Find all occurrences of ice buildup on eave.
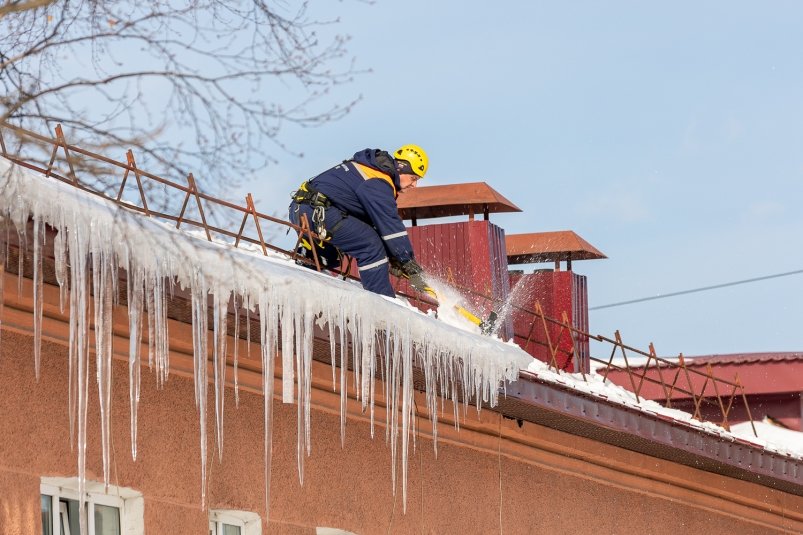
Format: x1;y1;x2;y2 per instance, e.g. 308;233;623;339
0;157;533;518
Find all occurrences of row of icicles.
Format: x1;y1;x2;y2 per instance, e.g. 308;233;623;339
2;214;511;534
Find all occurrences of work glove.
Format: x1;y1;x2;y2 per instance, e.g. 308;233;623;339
394;258;430;293
388;257;405;279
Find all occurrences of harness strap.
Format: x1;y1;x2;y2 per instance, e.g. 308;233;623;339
292;180;332;208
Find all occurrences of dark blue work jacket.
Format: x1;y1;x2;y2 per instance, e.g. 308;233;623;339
308;149;415;263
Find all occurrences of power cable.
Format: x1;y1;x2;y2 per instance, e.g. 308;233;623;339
590;268;803;311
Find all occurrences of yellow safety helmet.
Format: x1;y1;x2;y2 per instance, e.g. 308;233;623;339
394;144;428;178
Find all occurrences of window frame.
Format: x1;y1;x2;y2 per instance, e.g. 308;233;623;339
208;509;261;535
40;478;143;535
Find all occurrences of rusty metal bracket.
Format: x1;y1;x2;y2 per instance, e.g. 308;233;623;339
125;150;150;217
49;125;79;185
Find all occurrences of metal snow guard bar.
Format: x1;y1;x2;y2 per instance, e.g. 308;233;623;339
0;123;758;436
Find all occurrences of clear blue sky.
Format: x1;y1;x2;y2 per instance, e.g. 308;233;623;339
243;1;803;358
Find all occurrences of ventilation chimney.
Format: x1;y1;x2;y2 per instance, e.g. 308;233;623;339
506;231;606;373
396;183;605;374
396;182;520;334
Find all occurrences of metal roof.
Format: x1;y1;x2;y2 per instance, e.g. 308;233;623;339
501;370;802;497
397;182;521;221
506;230;607;265
602;352;803;398
682;352;803;366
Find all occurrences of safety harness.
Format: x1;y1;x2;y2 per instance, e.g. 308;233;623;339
291;180;343;242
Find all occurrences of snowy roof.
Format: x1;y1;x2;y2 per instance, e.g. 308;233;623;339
731;420;803;458
0;155;532;509
602;352;803;397
1;153;801;506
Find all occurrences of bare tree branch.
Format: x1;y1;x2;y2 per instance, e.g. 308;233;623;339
0;0;56;18
1;0;363;207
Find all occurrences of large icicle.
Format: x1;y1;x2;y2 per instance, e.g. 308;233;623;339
127;264;145;461
92;249;115;490
259;289;278;522
233;296;241;408
66;212;91;535
32;218;43;380
53;224;68;312
190;270;209;508
213;290;228;461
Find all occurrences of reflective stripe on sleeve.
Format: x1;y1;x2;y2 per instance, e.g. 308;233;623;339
358;257;389;271
382;231;408;241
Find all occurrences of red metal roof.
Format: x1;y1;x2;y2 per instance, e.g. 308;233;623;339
397;182;521;220
602;352;803;398
682;352;803;366
506;231;607;264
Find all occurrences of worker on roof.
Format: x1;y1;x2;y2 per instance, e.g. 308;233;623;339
289;145;429;297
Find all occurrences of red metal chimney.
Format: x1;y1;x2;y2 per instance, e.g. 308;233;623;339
396;183;520;328
396;184;605;374
506;231;606;373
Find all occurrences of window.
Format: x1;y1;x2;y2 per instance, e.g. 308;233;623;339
208;510;261;535
40;477;143;535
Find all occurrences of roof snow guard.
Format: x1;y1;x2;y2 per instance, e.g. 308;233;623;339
397;182;521;222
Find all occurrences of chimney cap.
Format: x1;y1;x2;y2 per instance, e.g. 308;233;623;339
506;231;607;264
397;182;521;220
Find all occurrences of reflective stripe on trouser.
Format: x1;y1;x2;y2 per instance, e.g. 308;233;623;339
289;202;395;297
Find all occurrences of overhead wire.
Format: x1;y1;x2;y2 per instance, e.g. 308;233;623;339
589;268;803;311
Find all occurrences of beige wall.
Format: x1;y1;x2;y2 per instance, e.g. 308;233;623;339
1;280;802;534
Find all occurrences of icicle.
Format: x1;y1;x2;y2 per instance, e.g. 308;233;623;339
32;218;43;380
16;227;24;297
246;295;251;361
154;275;168;387
400;328;413;511
302;303;313;460
54;227;68;313
233;295;240;408
190;271;209;508
328;310;337;391
213;290;227;462
259;289;277;523
339;313;348;447
294;304;304;483
92;249;115;490
127;265;144;461
281;301;294;404
351;317;361;404
388;327;402;496
66;216;90;535
67;229;78;451
145;273;170;387
145;277;155;373
360;318;372;411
